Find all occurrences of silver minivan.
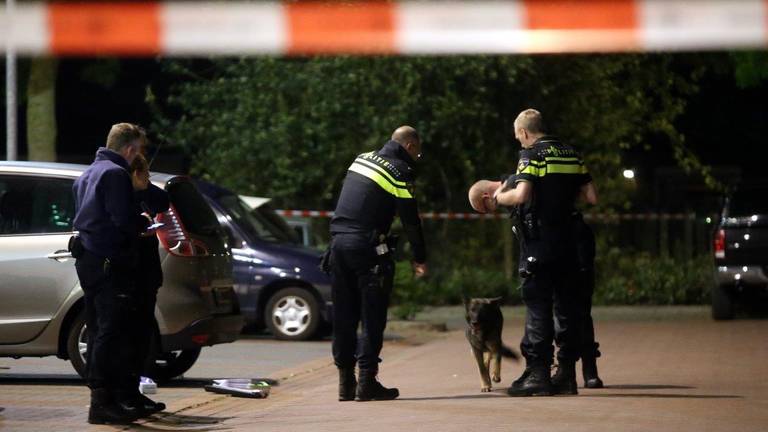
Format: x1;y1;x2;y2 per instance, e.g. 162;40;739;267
0;161;243;380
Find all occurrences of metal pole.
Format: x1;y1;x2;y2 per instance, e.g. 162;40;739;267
6;0;18;161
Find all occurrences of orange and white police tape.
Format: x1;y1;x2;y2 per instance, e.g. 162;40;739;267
2;1;768;56
275;210;700;221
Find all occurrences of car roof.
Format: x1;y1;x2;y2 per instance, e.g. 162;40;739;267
0;160;179;187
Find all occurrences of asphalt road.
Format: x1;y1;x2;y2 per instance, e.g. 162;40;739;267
0;331;332;382
1;306;767;432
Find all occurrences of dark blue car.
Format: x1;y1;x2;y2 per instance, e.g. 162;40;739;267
196;181;332;340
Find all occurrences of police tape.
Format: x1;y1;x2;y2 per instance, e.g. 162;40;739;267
275;210;701;221
2;1;768;56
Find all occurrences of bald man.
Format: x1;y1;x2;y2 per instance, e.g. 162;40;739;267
329;126;428;402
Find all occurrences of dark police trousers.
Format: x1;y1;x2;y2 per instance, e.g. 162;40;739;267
330;233;395;371
519;230;582;368
120;285;159;390
556;220;600;360
75;250;136;391
120;238;163;391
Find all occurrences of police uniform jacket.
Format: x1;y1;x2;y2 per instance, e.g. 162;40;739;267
511;136;592;227
330;140;426;263
73;147;139;260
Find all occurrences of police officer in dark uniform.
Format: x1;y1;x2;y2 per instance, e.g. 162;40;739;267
328;125;428;402
72;123;147;424
555;212;603;388
494;109;597;397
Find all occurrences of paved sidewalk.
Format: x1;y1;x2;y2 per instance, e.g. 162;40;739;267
2;310;767;431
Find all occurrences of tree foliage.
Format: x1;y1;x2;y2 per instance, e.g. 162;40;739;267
151;54;702;212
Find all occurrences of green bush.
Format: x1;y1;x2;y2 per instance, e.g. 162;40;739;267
389;247;712;315
391;261;522;319
594;250;712;305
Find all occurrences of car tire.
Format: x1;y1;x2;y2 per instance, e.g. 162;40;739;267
712;283;735;320
265;287;320;341
66;310;201;382
146;348;202;383
66;311;88;378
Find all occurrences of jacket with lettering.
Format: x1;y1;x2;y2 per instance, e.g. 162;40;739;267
512;136;592;225
330;140;426;263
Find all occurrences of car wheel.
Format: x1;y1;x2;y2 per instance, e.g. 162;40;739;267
146;348;202;383
712;283;735;320
66;311;88;378
265;287;320;341
66;311;201;382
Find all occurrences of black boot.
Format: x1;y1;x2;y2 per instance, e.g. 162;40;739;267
338;368;357;402
551;362;578;395
114;389;145;418
507;366;553;397
511;367;531;387
88;388;140;425
582;357;604;389
355;369;399;401
134;392;166;415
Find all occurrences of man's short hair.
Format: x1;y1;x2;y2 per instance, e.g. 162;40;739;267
468;180;500;213
391;125;420;145
514;109;546;134
106;123;146;153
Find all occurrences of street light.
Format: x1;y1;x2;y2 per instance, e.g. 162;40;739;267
622;169;635;179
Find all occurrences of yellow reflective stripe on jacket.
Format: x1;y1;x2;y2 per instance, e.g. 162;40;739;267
517;164;544;176
545;156;588;175
517;158;588;177
349;162;413;199
354;157;408;187
546;163;588;175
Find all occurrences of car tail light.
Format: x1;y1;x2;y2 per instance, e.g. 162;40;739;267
714;229;725;259
156;205;210;257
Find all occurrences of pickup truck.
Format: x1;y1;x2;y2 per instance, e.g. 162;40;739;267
713;185;768;319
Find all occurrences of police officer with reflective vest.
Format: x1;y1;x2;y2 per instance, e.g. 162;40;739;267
494;109;598;397
328;126;428;402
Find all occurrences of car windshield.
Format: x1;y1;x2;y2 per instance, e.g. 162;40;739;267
219;195;298;243
728;187;768;217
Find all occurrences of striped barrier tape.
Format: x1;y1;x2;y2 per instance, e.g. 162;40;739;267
2;1;768;56
275;209;702;221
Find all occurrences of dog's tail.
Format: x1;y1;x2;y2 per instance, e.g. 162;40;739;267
501;344;520;361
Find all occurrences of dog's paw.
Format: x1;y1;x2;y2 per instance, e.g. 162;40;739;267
481;386;492;392
492;374;501;383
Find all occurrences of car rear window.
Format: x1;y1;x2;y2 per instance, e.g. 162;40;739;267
728;187;768;217
218;194;297;243
166;180;220;234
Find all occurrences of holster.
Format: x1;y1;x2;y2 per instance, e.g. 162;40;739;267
515;211;540;278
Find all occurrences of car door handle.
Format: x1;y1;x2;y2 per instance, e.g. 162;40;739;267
47;250;73;262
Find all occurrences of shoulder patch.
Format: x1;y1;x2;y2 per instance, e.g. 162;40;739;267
517;158;530;172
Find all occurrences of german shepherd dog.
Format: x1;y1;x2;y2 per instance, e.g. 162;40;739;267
464;297;519;392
